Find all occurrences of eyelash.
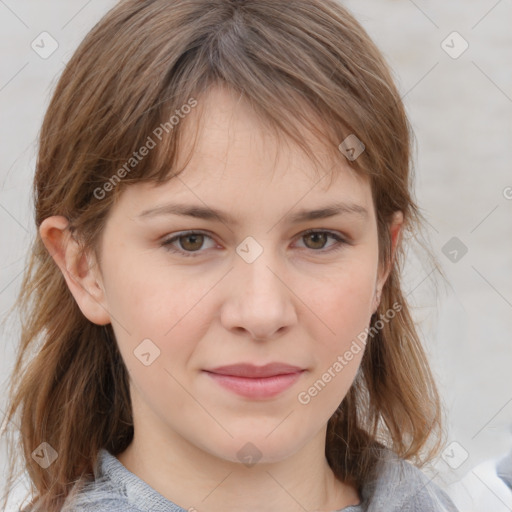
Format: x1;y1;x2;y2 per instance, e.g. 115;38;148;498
160;229;349;258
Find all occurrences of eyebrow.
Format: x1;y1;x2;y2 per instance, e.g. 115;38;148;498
137;201;368;225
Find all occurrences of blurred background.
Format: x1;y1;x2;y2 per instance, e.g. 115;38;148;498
1;0;511;510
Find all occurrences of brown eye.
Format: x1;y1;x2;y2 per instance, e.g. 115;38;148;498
161;231;215;257
161;229;348;259
177;233;204;252
303;232;329;250
296;230;348;254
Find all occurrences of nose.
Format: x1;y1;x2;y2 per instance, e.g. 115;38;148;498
220;249;297;341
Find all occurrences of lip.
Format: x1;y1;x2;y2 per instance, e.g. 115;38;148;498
203;363;306;399
206;362;304;378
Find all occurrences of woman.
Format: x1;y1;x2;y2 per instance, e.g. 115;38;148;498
2;1;458;510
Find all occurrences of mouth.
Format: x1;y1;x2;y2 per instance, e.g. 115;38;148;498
202;363;306;399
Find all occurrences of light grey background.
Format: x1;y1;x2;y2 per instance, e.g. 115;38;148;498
1;1;511;510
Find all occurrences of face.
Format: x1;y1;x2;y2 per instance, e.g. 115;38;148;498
52;86;401;465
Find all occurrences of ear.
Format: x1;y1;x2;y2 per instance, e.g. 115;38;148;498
372;211;404;314
39;216;111;325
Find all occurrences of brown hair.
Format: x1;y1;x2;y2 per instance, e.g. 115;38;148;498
1;0;447;510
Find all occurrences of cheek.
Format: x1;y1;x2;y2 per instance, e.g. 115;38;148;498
102;248;209;334
100;257;207;386
295;268;375;416
303;261;377;345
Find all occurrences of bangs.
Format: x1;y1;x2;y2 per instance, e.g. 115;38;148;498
107;78;369;208
85;0;395;207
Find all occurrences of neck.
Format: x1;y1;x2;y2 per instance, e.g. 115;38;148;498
117;424;360;512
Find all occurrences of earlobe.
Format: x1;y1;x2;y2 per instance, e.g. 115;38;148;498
39;216;111;325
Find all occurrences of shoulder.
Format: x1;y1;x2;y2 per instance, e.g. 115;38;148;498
57;449;141;512
59;476;140;512
59;448;186;512
360;448;459;512
20;482;139;512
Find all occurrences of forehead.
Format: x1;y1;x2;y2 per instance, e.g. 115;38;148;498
180;86;346;177
116;85;374;219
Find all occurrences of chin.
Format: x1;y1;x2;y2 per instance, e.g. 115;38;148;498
208;432;307;466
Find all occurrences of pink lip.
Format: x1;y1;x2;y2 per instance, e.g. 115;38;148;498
203;363;306;399
207;362;304;378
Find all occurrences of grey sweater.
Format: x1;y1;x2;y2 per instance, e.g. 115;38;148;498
53;448;459;512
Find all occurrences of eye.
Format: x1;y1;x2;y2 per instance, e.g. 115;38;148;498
160;229;349;258
161;231;216;257
295;229;348;253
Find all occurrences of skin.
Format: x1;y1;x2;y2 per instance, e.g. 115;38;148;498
40;86;402;512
